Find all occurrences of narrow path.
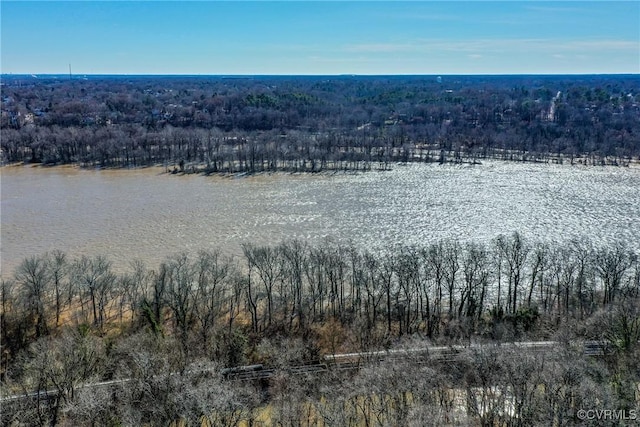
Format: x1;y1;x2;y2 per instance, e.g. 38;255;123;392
0;340;611;403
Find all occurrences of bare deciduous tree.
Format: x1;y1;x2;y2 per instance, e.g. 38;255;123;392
71;255;116;330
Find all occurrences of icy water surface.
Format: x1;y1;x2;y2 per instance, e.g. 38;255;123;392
2;161;639;274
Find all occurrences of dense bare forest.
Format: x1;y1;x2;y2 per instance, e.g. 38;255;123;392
2;75;639;171
1;234;639;426
2;74;639;425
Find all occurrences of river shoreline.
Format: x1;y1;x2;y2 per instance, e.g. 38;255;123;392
2;150;639;176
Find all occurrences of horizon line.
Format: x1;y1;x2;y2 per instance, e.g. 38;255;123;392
2;72;639;77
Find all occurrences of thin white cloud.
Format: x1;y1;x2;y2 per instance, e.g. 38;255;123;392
557;40;639;50
308;56;386;64
343;38;640;54
523;5;590;14
343;43;416;53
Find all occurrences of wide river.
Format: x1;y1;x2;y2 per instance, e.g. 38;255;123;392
2;161;639;275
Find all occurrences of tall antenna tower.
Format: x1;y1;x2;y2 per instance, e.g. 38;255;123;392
69;64;72;80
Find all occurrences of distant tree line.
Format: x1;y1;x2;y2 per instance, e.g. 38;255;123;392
2;75;639;170
1;234;639;425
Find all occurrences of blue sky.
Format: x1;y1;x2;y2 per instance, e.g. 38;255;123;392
1;1;638;75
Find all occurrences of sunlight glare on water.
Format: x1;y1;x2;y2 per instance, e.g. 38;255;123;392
1;161;639;275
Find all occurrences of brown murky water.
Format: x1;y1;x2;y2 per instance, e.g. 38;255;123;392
2;162;639;276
